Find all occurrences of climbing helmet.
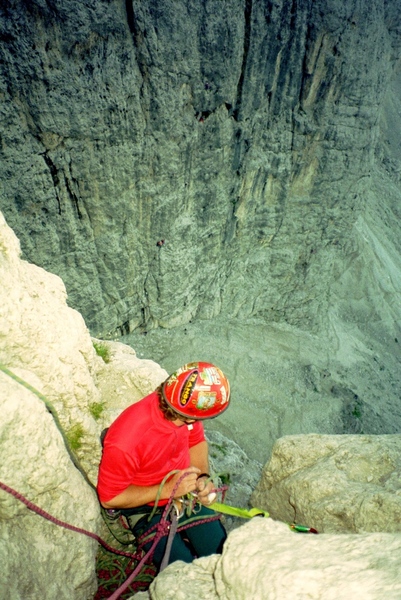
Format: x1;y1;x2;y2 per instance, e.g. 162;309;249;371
161;361;230;420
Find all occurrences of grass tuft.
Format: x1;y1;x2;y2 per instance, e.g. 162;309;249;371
93;341;112;364
90;401;105;420
66;423;85;451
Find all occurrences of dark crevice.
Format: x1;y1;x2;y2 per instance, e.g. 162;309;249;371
42;153;59;187
195;109;212;122
125;0;135;37
65;176;82;220
119;320;131;336
125;1;147;85
42;153;62;215
233;0;252;122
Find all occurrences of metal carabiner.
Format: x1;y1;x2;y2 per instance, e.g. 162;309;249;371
172;498;186;519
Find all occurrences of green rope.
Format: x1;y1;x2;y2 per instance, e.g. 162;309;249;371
0;362;96;490
209;502;269;519
147;470;180;522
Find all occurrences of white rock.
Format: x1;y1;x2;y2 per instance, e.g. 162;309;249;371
0;370;100;599
0;212;168;599
144;519;401;600
251;434;401;533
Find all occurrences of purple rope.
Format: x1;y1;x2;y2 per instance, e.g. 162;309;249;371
0;474;226;600
0;480;141;560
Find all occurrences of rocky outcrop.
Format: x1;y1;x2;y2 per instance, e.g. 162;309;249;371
131;518;401;600
91;338;168;429
0;211;102;598
0;211;167;598
0;370;100;600
0;0;400;342
251;434;401;534
0;210;102;481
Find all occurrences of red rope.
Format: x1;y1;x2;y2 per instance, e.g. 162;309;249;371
0;474;225;600
0;480;141;560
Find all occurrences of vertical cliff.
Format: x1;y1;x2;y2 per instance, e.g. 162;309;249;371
0;0;400;339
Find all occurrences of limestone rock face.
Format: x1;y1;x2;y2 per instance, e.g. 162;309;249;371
132;519;401;600
0;0;399;342
92;338;168;428
0;370;100;600
0;211;169;599
251;434;401;534
0;211;103;480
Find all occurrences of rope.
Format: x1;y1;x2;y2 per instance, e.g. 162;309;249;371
0;363;96;490
0;479;141;560
209;501;269;519
0;472;223;599
106;470;219;599
159;510;179;572
209;500;318;534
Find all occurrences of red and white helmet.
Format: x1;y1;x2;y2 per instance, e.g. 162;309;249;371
161;362;230;420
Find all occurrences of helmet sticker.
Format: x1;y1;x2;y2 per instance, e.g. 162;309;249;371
220;385;228;404
179;371;198;407
166;372;178;386
195;392;217;411
200;367;221;385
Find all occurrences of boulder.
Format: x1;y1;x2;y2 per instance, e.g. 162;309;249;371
131;518;401;599
251;434;401;533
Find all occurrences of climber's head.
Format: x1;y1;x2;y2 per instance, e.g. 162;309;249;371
161;362;230;421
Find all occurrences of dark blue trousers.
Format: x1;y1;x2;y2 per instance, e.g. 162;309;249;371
129;505;227;568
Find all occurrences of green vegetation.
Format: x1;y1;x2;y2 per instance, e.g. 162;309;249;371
218;472;231;485
66;423;85;451
89;401;105;420
352;398;363;419
93;340;111;363
210;442;228;458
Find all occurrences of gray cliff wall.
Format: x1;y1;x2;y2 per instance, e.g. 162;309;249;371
0;0;400;338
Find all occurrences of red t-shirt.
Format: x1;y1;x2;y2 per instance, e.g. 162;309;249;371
97;391;206;504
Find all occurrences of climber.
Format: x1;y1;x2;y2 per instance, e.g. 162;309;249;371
97;361;230;569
